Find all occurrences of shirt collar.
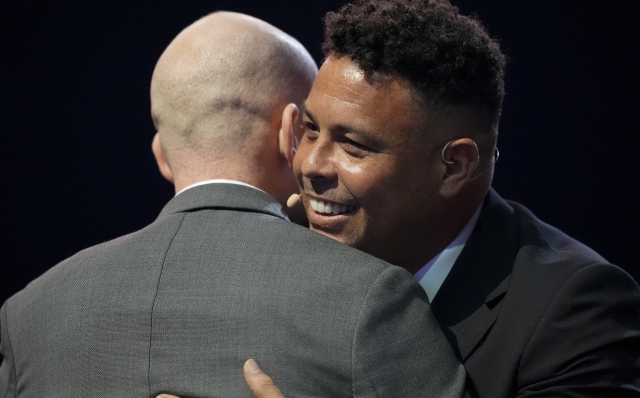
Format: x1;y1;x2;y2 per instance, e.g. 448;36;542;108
175;179;266;196
414;204;483;302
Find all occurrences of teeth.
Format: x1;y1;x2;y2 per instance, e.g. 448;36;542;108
308;198;355;215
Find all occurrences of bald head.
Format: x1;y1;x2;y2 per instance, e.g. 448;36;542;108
151;12;317;194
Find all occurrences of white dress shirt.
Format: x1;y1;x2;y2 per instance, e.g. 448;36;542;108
414;205;482;302
176;179;266;196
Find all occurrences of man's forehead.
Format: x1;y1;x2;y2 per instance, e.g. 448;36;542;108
313;57;393;94
336;59;367;84
307;57;424;127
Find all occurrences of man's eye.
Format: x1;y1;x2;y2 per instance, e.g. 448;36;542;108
342;138;370;158
303;121;318;131
302;122;319;140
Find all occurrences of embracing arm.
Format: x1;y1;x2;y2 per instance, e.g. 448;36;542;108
517;263;640;397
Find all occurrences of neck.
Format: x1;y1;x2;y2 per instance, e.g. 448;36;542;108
173;169;265;196
405;196;484;273
171;156;293;207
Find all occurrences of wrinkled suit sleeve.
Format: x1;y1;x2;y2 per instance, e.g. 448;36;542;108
352;266;466;398
0;302;17;398
518;263;640;397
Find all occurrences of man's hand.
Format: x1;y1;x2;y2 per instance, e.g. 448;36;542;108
243;359;285;398
285;193;308;227
154;359;285;398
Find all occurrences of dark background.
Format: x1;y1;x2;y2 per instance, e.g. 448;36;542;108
2;0;639;305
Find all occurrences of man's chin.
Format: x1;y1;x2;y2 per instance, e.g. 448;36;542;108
308;223;350;244
308;223;395;267
309;222;341;235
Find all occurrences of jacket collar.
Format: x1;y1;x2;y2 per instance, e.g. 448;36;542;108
156;183;288;221
430;188;518;361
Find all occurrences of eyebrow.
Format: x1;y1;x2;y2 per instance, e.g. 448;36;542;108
301;102;362;136
301;102;385;151
301;102;315;124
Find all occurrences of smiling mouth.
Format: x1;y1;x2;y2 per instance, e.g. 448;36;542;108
309;197;357;215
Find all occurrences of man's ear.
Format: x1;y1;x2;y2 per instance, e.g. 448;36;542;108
278;103;299;169
440;138;480;198
152;132;174;184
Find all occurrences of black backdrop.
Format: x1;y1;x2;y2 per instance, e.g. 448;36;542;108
2;0;639;306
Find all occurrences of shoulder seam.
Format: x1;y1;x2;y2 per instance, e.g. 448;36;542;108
351;266;394;397
147;212;188;396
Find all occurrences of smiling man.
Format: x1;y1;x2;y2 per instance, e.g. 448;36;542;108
0;11;466;398
244;0;640;397
297;55;488;276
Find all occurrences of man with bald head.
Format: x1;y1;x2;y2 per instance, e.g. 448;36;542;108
150;12;310;213
0;11;465;397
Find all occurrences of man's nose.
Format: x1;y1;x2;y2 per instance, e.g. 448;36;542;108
299;137;337;181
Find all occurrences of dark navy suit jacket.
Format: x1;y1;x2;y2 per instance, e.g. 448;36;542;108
433;189;640;397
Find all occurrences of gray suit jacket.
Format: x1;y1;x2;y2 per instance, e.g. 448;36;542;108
1;183;465;398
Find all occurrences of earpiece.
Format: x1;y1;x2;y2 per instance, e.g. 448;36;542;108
441;139;499;181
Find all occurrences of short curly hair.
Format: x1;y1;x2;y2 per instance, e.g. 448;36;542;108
323;0;506;135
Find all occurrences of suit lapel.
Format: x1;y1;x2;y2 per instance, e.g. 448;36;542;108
156;183;288;221
431;189;519;361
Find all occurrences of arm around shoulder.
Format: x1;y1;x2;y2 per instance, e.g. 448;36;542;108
352;266;466;398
